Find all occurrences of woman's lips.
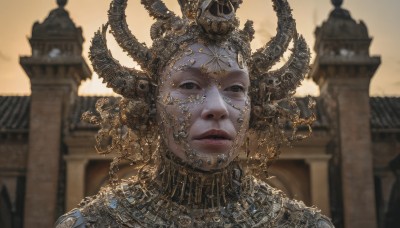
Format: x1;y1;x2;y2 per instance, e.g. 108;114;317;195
192;129;233;151
193;129;232;140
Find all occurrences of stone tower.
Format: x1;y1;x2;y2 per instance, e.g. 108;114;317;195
19;0;91;226
309;0;381;227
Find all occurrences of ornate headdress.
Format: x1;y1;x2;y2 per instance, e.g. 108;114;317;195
86;0;314;179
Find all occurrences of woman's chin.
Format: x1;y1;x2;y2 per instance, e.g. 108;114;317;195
167;141;237;171
189;150;235;171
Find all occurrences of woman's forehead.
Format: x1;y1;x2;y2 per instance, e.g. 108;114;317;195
169;67;249;85
162;43;248;80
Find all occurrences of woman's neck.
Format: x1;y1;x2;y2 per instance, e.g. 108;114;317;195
153;154;244;209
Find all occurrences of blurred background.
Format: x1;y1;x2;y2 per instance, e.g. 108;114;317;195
0;0;399;228
0;0;399;96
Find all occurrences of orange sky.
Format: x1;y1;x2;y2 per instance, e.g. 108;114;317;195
0;0;399;96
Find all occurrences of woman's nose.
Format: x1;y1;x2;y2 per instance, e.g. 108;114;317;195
201;86;229;120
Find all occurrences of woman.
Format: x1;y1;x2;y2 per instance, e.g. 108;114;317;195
56;0;333;227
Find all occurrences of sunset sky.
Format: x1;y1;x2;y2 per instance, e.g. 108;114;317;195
0;0;399;96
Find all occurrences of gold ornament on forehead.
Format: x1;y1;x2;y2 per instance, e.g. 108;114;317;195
195;46;234;74
237;51;244;69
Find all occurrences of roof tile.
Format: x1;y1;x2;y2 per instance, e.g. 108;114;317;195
0;96;30;131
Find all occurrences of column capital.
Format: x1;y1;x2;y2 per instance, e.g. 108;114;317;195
304;154;333;164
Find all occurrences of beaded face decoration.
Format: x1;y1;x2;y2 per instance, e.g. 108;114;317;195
85;0;314;179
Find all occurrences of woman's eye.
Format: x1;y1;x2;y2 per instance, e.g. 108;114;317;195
179;82;200;90
226;85;245;93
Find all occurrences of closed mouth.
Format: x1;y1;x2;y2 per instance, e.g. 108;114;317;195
193;130;232;141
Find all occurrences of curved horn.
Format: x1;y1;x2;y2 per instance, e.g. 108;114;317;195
261;35;311;101
141;0;176;19
89;24;151;99
108;0;153;70
251;0;296;75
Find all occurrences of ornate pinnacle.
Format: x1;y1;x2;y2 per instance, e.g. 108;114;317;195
331;0;343;8
57;0;68;8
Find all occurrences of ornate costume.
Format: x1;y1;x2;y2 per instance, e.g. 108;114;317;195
56;160;332;227
56;0;333;227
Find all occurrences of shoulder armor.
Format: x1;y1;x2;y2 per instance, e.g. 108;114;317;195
55;209;86;228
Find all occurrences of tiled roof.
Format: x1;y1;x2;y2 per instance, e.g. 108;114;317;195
370;97;400;130
1;96;399;132
0;96;30;132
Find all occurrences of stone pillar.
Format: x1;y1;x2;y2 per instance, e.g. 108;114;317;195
336;79;377;228
306;157;331;216
20;1;91;227
309;1;380;227
65;158;88;210
23;88;64;227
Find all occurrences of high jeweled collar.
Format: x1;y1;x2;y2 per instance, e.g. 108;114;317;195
153;155;244;209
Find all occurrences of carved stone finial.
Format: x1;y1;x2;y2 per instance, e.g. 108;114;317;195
57;0;67;8
331;0;343;8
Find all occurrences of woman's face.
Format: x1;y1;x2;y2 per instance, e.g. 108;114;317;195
157;43;250;171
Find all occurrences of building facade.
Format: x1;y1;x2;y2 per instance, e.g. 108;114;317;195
0;1;399;228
